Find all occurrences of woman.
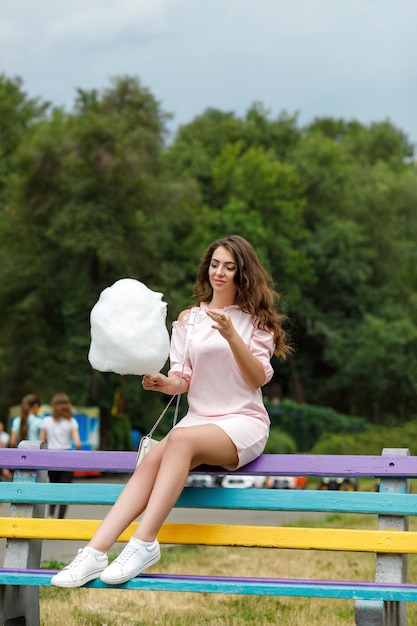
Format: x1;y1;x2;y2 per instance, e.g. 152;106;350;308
52;235;291;588
10;393;42;448
0;421;12;480
40;393;81;519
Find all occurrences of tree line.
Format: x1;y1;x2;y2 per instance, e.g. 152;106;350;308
1;73;416;448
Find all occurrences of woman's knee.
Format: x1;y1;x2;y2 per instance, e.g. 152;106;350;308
165;427;191;449
165;426;235;459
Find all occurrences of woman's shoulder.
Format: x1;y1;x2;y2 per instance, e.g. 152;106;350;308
11;416;21;429
175;305;203;324
178;308;190;323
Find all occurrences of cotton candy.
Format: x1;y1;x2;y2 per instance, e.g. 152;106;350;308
88;278;170;376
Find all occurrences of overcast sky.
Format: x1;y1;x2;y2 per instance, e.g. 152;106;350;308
1;0;416;148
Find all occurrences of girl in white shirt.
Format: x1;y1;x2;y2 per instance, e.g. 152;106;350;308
40;393;81;519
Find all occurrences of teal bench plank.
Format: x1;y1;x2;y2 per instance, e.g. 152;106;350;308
1;482;417;516
2;570;417;602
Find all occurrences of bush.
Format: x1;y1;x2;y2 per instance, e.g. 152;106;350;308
264;427;297;454
312;420;417;455
266;399;368;452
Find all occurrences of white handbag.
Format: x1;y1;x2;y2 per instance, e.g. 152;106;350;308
136;435;159;465
136;307;198;466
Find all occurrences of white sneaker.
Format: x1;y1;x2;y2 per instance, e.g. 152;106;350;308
51;547;108;588
100;539;160;585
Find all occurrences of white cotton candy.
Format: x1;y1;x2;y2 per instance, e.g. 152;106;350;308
88;278;170;376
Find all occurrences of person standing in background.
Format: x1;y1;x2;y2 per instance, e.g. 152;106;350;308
40;392;81;519
0;421;12;480
0;421;10;448
10;393;42;447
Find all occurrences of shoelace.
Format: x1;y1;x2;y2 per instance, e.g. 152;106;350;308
64;548;89;570
115;542;145;565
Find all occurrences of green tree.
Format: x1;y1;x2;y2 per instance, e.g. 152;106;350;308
0;76;190;442
167;107;417;422
2;73;417;434
0;74;49;205
288;120;417;417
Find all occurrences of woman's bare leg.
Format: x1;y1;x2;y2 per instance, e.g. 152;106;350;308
87;425;237;551
88;440;167;552
133;425;238;542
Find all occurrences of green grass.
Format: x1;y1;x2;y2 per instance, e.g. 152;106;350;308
6;457;413;623
39;514;417;625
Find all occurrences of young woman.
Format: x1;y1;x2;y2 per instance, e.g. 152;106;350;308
52;235;291;588
0;421;12;480
10;393;42;448
40;393;81;519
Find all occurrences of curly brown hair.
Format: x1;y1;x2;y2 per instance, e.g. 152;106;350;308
193;235;292;359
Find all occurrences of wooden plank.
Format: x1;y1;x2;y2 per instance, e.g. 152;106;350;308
0;449;134;473
2;518;417;553
1;570;417;601
178;489;417;515
1;483;417;516
0;482;125;505
2;449;417;477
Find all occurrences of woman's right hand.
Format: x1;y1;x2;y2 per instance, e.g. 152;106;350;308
142;373;189;395
142;373;168;391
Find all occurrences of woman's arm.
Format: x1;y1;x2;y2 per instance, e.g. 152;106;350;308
71;426;82;451
142;373;189;395
206;309;266;389
143;308;192;396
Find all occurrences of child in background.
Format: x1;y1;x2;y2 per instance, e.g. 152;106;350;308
40;392;81;519
10;393;42;447
0;421;10;448
0;421;12;480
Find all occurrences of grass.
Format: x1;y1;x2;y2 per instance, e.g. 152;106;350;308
39;512;417;626
40;548;368;626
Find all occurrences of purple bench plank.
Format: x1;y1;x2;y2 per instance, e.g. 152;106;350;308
1;568;417;601
240;453;417;477
0;569;414;588
0;449;134;473
1;449;416;477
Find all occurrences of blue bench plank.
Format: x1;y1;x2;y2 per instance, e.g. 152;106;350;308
1;449;417;477
1;482;417;516
179;488;416;515
1;569;417;601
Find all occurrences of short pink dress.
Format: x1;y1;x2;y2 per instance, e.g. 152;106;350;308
168;303;275;469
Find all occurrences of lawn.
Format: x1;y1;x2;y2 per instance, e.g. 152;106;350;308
40;512;417;625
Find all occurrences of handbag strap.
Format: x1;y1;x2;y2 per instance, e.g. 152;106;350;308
146;306;198;437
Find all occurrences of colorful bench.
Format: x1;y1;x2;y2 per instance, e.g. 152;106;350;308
0;442;416;626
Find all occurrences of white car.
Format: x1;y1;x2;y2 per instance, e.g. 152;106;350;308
221;475;266;488
186;474;214;488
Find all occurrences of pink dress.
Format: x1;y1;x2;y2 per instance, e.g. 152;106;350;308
168;303;275;469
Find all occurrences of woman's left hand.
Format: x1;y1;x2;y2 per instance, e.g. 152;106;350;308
206;309;236;341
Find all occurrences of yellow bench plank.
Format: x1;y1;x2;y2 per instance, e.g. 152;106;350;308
1;517;417;553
